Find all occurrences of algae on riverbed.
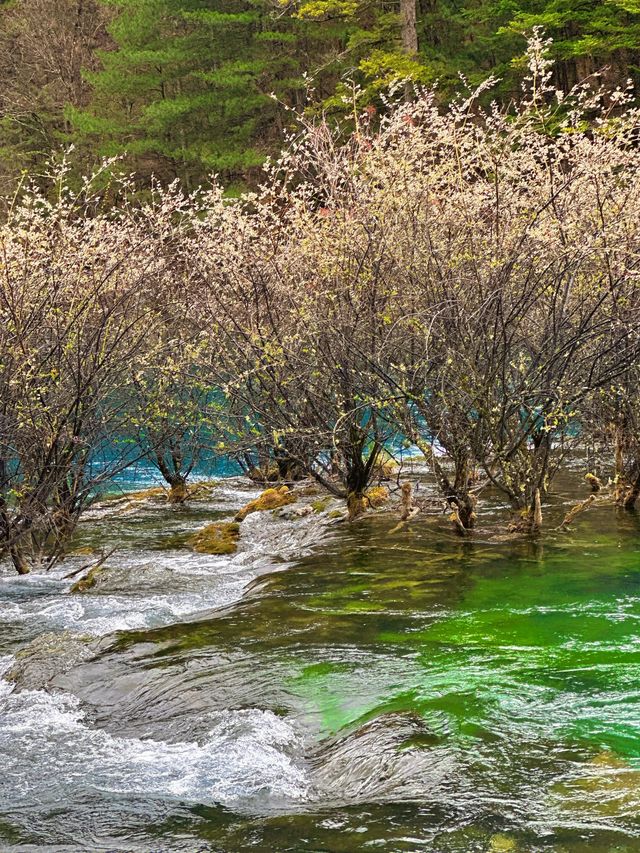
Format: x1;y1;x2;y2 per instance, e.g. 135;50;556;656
1;475;640;852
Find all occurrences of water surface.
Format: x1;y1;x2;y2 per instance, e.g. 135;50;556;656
0;476;639;851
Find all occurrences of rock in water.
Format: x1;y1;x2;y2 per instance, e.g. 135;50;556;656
189;521;241;554
5;631;100;692
234;486;296;522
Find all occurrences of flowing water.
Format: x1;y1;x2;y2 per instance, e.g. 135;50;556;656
0;471;639;852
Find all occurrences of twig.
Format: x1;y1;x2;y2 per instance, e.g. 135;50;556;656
62;547;117;580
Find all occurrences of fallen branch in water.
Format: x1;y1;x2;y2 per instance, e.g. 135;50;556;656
62;547;117;580
557;495;596;531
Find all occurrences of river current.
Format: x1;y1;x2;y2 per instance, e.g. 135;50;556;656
0;470;639;851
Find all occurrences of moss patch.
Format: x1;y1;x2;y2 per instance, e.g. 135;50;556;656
100;480;219;506
235;486;296;522
120;486;167;502
365;486;390;508
311;497;332;513
71;564;106;593
189;521;241;554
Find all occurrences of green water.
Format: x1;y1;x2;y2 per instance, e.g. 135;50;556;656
1;482;639;851
106;502;639;850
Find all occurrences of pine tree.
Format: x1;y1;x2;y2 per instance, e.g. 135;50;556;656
499;0;640;94
72;0;331;188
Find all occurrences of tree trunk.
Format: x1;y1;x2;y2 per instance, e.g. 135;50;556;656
347;491;368;521
623;470;640;510
400;0;418;55
400;0;418;100
168;475;188;504
456;492;477;530
10;546;30;575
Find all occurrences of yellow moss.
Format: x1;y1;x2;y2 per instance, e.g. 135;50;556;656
311;497;331;513
189;522;241;554
186;480;219;499
123;487;167;502
489;835;517;852
585;472;602;492
235;486;296;522
365;486;390;508
70;565;105;593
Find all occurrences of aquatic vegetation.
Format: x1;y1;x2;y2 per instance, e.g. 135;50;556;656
311;497;332;513
189;522;241;555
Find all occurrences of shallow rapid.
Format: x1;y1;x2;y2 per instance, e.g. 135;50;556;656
1;473;639;851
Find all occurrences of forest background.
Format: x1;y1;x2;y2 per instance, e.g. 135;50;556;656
0;0;639;196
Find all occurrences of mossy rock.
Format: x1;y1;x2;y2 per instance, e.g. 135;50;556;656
6;631;95;691
71;564;107;593
365;486;390;508
311;497;332;513
123;486;168;502
189;521;241;554
186;480;219;500
489;835;517;852
189;521;240;554
235;486;296;522
328;509;346;520
99;481;218;507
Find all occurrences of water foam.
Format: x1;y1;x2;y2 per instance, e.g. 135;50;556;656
0;685;309;811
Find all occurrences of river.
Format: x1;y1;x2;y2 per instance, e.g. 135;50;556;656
1;470;639;851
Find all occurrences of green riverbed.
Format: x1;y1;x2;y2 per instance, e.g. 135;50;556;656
0;477;639;851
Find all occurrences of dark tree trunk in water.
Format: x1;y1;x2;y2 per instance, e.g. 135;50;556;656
10;546;30;575
510;488;543;534
347;491;368;521
344;439;381;521
623;469;640;510
167;475;188;504
156;452;189;503
456;493;477;530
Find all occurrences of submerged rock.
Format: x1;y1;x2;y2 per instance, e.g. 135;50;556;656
275;505;313;521
234;486;296;522
189;521;241;555
5;631;99;692
308;712;448;804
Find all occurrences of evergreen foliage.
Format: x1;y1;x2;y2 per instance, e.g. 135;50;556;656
0;0;639;190
70;0;333;187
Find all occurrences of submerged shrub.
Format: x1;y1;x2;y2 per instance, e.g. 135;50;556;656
3;33;640;574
